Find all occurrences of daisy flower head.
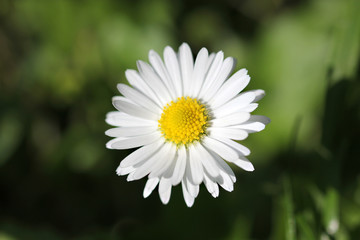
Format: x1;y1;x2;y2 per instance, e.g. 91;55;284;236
106;43;270;207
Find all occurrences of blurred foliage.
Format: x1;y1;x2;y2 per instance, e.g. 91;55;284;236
0;0;360;239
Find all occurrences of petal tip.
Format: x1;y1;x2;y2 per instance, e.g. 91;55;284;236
180;42;190;48
185;199;194;208
143;191;151;199
246;165;255;172
106;141;113;149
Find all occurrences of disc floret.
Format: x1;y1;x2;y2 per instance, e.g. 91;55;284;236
158;97;209;145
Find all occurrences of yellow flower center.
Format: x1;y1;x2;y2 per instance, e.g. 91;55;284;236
158;97;209;145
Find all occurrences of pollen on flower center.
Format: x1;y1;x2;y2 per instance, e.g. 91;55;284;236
158;97;209;145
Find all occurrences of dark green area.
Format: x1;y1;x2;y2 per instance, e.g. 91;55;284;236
0;0;359;239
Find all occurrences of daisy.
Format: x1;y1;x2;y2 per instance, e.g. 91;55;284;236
106;43;270;207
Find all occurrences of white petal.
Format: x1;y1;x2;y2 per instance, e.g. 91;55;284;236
212;183;219;197
205;137;253;172
212;92;256;118
185;177;200;198
203;174;214;193
202;57;235;102
196;143;220;178
188;145;204;185
209;68;249;108
247;89;265;102
209;151;236;182
112;96;158;120
171;146;187;185
232;121;265;133
106;137;126;149
179;43;194;96
205;53;215;71
125;70;163;107
119;139;163;168
162;154;177;179
143;178;159;198
148;50;176;99
137;60;171;105
159;178;172;205
232;115;270;133
181;180;195;207
198;51;224;99
126;172;136;181
204;137;253;172
233;157;255;172
202;137;238;162
204;174;219;198
239;103;258;112
211;112;250;127
109;131;161;150
105;126;157;137
249;115;271;125
164;46;182;97
218;171;234;192
208;127;249;140
117;83;162;114
116;165;135;176
105;112;156;127
209;135;250;156
190;48;208;98
149;144;177;178
159;177;172;194
131;143;172;180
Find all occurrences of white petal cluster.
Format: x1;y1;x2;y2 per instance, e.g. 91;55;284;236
106;43;270;207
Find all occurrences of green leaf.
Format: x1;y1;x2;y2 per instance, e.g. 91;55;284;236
226;215;252;240
296;211;317;240
271;177;296;240
283;177;296;240
323;188;339;236
0;112;23;166
329;0;360;82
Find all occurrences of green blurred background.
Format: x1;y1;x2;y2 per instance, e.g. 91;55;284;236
0;0;360;239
